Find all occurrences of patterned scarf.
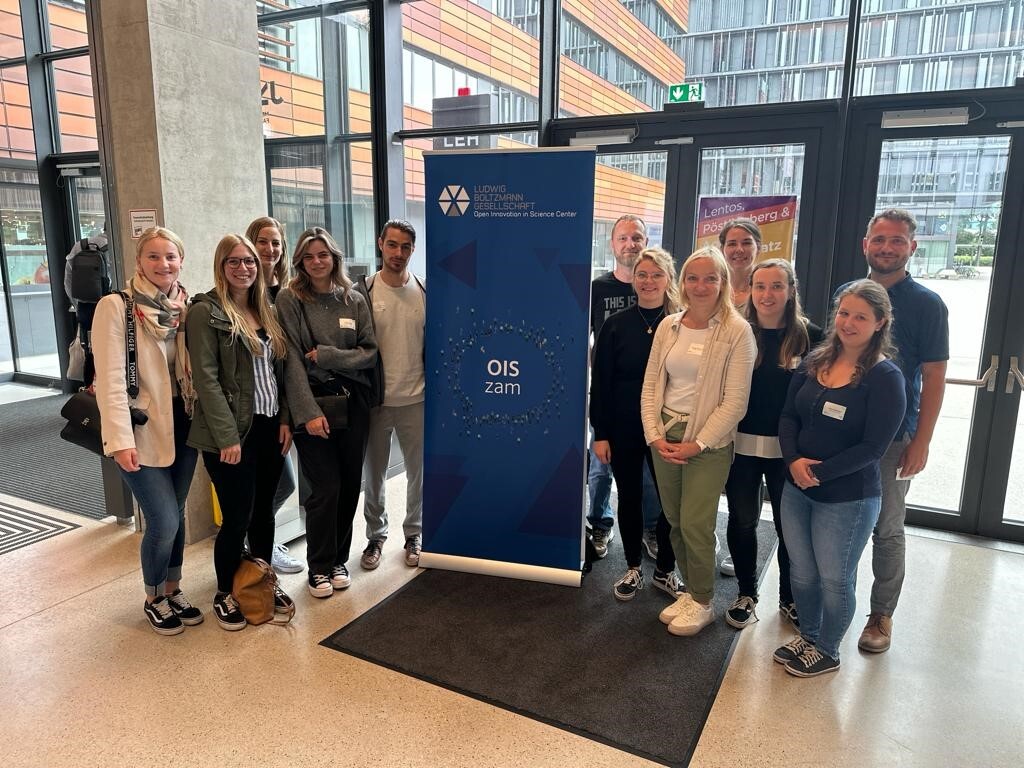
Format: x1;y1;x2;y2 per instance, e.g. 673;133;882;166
128;272;197;415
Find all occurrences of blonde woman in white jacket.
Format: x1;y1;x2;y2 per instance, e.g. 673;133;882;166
93;227;200;636
641;246;756;637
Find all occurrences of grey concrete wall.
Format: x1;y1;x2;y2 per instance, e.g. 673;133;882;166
93;0;267;543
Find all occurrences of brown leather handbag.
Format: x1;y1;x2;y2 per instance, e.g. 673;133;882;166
232;554;294;625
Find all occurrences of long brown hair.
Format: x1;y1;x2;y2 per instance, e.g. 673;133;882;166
288;227;353;304
245;216;289;288
746;258;811;368
212;234;288;359
805;279;895;386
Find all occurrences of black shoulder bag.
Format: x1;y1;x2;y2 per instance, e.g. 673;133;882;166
60;292;149;456
298;300;349;430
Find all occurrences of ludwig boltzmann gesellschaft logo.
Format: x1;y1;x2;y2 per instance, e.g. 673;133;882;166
438;184;471;216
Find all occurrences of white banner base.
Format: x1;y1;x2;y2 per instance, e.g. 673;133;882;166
419;551;582;588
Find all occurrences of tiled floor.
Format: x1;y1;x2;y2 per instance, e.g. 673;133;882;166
1;381;1021;767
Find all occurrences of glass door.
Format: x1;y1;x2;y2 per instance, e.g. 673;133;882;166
868;133;1024;543
658;121;833;321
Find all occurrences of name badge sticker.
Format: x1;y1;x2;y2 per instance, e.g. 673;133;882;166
373;302;386;313
339;318;356;330
687;343;704;356
822;401;847;420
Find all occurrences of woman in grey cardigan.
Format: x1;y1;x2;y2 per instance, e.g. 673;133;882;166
276;227;378;599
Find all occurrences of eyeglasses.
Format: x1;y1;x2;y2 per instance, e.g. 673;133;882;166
635;271;667;281
226;257;257;269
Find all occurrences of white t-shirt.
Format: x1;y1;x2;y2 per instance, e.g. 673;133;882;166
663;325;710;414
370;273;425;406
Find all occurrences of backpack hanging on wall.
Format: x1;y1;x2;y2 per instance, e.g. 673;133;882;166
69;238;112;304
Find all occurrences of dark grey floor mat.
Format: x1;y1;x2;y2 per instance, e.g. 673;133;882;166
0;395;109;520
323;518;778;767
0;498;79;556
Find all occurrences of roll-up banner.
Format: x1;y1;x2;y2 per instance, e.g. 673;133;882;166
420;147;596;587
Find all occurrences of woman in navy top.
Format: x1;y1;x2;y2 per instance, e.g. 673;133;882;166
775;279;906;678
723;259;822;630
590;248;682;602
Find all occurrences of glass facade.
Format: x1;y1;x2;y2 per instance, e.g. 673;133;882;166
403;0;540;129
258;6;375;280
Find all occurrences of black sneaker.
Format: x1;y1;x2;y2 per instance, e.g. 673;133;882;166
779;600;800;627
613;567;644;601
773;635;813;665
785;646;841;678
330;564;351;590
308;572;333;598
143;596;184;636
166;589;204;626
273;585;294;614
651;569;685;598
213;592;247;631
725;595;759;629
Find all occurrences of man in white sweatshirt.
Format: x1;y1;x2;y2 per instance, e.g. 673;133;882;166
357;220;427;569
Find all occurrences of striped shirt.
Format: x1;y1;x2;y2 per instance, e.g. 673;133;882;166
252;331;278;417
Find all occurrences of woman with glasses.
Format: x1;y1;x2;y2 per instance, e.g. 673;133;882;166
186;234;293;630
722;259;822;631
774;280;905;677
590;248;682;602
276;227;377;599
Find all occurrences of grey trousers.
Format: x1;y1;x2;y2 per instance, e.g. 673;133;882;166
362;401;424;542
871;435;912;616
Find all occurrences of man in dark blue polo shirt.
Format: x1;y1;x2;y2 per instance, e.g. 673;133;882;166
857;209;949;653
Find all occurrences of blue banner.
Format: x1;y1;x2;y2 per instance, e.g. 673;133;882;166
421;148;595;584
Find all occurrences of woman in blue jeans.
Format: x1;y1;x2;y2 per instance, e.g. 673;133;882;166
775;279;906;676
93;227;200;636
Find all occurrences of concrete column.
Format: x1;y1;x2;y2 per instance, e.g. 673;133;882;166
90;0;267;543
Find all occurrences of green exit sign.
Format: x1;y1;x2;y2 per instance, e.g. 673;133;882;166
667;83;704;104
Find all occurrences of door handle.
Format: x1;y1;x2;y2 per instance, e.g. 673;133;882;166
947;354;998;392
1006;356;1024;394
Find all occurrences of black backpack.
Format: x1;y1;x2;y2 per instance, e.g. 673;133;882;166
69;238;112;304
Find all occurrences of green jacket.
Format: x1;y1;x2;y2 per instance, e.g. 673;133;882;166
185;291;289;453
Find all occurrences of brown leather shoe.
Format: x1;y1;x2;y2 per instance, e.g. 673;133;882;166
858;612;893;653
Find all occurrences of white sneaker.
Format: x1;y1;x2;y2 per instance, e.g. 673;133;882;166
271;543;303;574
719;555;736;577
660;593;694;625
668;599;715;636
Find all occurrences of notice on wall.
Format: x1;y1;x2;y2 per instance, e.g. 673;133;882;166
128;209;158;239
421;148;596;586
695;195;797;262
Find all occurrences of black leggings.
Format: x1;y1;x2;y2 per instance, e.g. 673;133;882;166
293;387;371;574
205;414;286;594
608;433;676;573
723;452;792;603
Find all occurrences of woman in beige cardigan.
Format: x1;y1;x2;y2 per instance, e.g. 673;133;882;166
93;226;201;637
641;246;756;637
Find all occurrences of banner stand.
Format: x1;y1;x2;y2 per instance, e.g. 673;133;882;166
419;552;582;588
421;147;595;588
